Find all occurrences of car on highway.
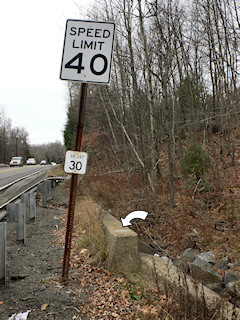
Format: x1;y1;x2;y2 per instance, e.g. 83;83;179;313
40;160;47;165
26;158;36;165
9;157;23;167
51;162;57;166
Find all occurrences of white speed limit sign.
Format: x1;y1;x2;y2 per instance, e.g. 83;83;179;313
60;19;115;84
64;151;88;174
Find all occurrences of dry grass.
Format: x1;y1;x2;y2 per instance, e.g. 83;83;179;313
46;163;66;177
75;196;106;265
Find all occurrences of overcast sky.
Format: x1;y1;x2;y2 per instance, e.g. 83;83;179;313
0;0;93;145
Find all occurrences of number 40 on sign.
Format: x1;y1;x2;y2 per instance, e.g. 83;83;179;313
64;150;88;174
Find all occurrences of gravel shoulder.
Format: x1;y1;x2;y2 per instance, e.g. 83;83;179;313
0;183;88;320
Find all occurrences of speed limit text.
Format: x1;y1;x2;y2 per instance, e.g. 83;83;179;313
70;27;111;38
70;28;111;51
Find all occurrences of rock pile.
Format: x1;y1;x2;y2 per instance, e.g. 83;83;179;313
174;249;240;306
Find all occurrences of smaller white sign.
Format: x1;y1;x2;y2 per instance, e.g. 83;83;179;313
64;151;88;174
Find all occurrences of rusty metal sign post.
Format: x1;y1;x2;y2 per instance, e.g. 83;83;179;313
62;83;88;284
60;19;115;284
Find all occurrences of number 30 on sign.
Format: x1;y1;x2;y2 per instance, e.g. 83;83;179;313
64;151;88;174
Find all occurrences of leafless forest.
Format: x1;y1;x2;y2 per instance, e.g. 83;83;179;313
64;0;240;210
0;107;30;162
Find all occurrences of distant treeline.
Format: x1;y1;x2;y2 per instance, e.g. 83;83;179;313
30;142;65;164
0;107;65;164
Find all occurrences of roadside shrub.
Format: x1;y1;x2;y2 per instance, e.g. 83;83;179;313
180;141;211;182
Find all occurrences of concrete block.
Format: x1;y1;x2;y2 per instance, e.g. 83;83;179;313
101;212;140;274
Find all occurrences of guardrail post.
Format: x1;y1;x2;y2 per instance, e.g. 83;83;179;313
42;180;51;208
16;202;26;243
21;193;29;220
51;179;56;188
38;182;43;193
6;203;17;222
47;180;51;200
29;192;36;221
0;222;7;284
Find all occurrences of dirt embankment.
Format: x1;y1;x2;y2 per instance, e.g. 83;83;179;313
0;184;88;320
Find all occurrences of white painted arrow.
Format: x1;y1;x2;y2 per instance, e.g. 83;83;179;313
121;210;149;227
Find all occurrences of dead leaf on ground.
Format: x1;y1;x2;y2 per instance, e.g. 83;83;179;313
79;248;88;254
41;303;48;311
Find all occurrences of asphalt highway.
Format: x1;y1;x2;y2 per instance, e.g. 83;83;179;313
0;165;52;190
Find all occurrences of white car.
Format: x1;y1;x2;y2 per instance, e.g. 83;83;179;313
26;158;36;165
40;160;47;165
9;157;23;167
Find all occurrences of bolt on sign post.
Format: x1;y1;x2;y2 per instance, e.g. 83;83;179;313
60;19;115;284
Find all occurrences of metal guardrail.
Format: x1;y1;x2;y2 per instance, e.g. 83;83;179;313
0;175;65;283
0;168;47;191
0;175;65;211
0;182;41;210
0;171;47;210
